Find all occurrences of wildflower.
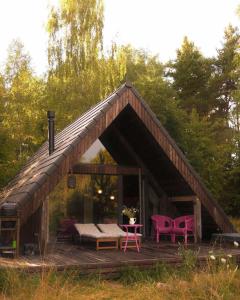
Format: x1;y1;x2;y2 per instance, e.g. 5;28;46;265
210;255;216;260
156;282;169;289
221;258;227;264
233;241;239;247
233;266;238;273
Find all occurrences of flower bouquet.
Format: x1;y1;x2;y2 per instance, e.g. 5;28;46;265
122;206;139;224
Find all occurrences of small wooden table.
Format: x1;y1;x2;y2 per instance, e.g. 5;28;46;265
120;224;143;252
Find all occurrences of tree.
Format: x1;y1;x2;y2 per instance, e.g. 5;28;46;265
165;33;240;214
205;25;240;214
4;40;46;155
0;40;46;188
212;25;240;119
0;74;4;102
0;73;12;187
222;15;240;214
182;110;232;198
97;42;127;97
167;37;213;116
47;0;106;129
116;45;187;146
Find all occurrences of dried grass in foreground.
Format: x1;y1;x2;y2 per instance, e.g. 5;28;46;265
0;259;239;300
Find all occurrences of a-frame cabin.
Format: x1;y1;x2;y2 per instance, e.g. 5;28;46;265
0;82;235;256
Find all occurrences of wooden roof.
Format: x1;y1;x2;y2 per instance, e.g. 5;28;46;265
0;83;235;232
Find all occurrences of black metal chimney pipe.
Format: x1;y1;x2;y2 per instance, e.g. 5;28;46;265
47;111;55;155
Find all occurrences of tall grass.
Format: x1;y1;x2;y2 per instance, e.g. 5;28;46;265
0;257;239;300
0;268;107;300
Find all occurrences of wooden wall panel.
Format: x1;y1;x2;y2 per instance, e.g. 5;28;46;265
72;163;140;176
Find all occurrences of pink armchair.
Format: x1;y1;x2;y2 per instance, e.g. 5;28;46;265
172;215;194;244
151;215;174;243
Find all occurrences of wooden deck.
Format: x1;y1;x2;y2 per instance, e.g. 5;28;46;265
1;241;240;275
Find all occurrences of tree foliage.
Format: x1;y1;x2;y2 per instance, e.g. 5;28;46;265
212;25;240;119
116;45;187;144
0;40;45;187
47;0;105;128
0;1;239;217
167;37;214;116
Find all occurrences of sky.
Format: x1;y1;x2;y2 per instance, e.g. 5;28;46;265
0;0;239;76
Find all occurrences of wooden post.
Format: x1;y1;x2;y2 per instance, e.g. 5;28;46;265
138;169;146;237
138;169;144;235
16;217;20;257
46;197;49;244
143;178;151;237
63;176;68;217
117;175;123;224
40;203;45;255
142;176;147;237
40;198;49;255
194;197;202;243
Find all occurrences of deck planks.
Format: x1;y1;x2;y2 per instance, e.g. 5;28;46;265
0;241;240;274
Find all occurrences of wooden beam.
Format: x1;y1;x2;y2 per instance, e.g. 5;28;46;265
169;195;197;202
143;177;149;237
142;176;147;237
111;125;177;218
117;175;123;224
40;198;48;256
16;217;20;257
139;169;143;236
194;197;202;242
111;126;163;194
72;163;140;176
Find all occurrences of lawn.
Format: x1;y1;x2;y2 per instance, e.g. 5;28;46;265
0;253;240;300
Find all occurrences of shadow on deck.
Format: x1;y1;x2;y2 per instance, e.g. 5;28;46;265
1;241;240;275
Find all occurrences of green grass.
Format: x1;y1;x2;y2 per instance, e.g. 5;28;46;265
0;256;239;300
0;242;239;299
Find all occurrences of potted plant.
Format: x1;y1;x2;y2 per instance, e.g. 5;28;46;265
122;207;139;224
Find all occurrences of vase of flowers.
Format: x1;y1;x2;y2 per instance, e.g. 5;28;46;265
129;217;136;225
122;207;139;224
